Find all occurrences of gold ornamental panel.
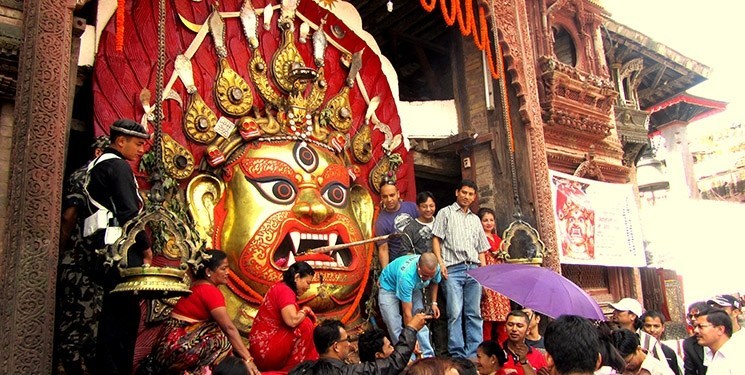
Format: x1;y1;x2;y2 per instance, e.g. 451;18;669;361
183;93;218;144
324;86;352;132
161;133;195;180
352;124;372;163
214;58;254;117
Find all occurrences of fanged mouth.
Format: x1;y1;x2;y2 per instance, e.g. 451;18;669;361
569;227;583;237
273;232;353;270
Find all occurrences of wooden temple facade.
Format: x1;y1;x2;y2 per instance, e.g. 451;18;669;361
0;0;717;372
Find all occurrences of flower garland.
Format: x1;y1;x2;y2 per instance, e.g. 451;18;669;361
116;0;126;52
420;0;500;79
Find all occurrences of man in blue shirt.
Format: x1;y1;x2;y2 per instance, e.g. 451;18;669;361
374;182;419;268
378;253;442;358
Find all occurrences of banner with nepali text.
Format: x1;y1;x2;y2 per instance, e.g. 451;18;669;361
549;170;646;267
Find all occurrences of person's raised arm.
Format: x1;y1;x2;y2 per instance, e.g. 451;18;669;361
210;306;260;375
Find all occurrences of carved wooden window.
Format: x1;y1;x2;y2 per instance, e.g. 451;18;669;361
553;26;577;67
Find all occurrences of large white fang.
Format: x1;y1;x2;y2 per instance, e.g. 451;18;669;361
328;233;338;246
288;251;296;266
290;232;301;252
335;251;344;266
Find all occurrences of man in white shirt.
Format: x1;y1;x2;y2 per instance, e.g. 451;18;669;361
706;295;742;339
694;308;741;375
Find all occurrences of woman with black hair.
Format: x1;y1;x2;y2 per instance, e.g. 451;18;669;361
595;321;626;375
475;340;507;375
612;329;674;375
148;249;259;374
478;207;511;342
249;261;319;372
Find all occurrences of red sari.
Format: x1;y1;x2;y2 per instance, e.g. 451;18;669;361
481;234;512;340
249;282;318;373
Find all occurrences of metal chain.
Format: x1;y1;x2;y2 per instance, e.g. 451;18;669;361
488;0;522;218
150;0;167;203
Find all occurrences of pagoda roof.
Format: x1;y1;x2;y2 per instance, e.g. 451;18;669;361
647;92;727;130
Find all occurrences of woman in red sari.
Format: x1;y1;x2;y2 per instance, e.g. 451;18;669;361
478;208;512;342
148;249;260;375
249;261;319;372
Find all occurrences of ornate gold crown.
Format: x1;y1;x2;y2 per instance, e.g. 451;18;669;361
167;4;367;170
155;1;404;193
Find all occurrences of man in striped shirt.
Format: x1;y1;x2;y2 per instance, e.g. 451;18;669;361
432;179;489;358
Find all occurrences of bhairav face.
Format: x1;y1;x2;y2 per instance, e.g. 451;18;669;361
565;207;591;246
216;141;371;317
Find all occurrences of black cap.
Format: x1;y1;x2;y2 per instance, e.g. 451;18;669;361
110;119;150;139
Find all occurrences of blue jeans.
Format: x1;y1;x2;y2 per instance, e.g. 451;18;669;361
378;287;435;357
441;262;483;358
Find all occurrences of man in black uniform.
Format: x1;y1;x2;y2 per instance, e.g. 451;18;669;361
55;136;110;374
86;119;152;375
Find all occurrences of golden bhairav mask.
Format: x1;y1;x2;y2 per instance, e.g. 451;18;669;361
189;141;373;325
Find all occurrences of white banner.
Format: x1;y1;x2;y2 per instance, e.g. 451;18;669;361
549;170;646;267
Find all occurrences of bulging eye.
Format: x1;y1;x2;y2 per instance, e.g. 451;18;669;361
321;183;348;207
250;178;297;204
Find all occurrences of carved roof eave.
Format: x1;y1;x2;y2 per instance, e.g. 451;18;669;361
546;150;630;183
602;19;710;78
601;18;710;109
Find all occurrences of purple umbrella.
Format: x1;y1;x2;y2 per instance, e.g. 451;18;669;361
467;263;605;320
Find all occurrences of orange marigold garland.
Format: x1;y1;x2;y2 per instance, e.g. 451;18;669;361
419;0;499;79
116;0;125;52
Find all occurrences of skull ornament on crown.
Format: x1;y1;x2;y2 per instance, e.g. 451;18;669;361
92;0;413;329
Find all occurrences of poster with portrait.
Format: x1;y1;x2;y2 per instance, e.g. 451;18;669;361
549;170;646;267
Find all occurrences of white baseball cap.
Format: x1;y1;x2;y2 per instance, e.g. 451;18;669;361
610;298;643;317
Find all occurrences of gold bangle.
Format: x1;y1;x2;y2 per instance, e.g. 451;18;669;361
245;357;254;363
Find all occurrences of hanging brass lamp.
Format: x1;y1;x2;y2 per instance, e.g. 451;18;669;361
105;0;202;298
106;206;201;297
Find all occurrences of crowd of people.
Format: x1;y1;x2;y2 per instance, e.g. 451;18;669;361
58;119;743;375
